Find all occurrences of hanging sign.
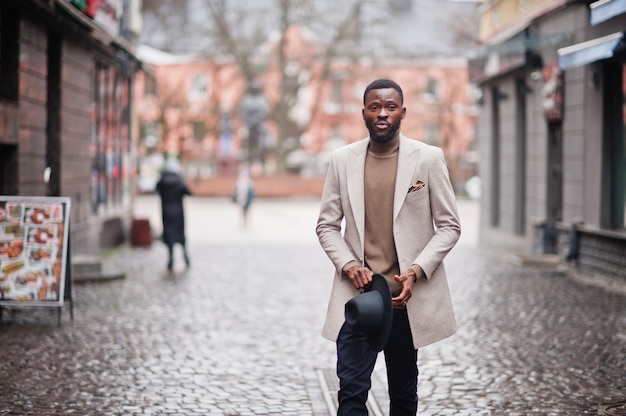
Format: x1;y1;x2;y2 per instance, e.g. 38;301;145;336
0;196;71;307
542;63;564;122
93;0;122;36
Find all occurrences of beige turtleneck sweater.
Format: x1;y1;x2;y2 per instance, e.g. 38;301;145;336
363;137;402;296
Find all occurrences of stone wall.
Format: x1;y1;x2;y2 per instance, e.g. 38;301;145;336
184;175;325;198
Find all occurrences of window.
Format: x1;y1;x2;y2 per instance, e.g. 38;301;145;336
330;126;342;139
143;73;157;96
192;121;207;142
91;64;131;213
141;122;160;148
331;78;343;105
323;77;345;115
188;74;208;100
423;123;439;146
423;78;439;101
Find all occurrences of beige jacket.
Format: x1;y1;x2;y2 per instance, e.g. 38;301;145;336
316;135;461;349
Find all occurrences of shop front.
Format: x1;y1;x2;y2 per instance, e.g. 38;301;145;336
0;0;141;254
473;0;626;280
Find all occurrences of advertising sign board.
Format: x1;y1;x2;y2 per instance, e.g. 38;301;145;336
0;196;71;308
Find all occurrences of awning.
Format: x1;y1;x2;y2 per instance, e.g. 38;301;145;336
475;32;571;56
557;32;624;69
590;0;626;26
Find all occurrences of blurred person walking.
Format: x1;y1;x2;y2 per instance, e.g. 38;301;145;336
316;79;461;415
156;157;192;270
233;167;255;228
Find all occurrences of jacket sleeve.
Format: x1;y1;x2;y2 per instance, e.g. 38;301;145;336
413;148;461;279
316;151;359;274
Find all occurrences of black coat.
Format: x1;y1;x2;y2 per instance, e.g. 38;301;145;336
156;172;191;246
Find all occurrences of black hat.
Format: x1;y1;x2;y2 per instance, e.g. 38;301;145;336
344;274;393;352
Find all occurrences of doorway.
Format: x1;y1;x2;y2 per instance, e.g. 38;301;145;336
0;144;18;195
545;121;563;253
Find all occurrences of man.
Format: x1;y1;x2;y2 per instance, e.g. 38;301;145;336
316;79;461;415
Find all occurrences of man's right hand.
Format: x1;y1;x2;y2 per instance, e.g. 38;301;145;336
345;266;373;290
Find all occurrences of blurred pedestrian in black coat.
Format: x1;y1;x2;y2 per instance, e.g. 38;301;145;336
156;158;191;270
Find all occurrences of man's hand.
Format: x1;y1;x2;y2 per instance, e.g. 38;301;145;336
392;267;422;307
345;266;373;290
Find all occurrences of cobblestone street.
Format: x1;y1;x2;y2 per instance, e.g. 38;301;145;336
0;196;624;415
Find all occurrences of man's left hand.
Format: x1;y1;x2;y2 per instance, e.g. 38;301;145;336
392;268;419;307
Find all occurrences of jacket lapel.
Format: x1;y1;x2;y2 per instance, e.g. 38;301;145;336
394;135;419;220
347;139;369;252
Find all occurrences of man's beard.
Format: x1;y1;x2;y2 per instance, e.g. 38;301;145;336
366;120;401;143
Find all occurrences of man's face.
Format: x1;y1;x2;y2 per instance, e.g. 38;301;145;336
362;88;406;143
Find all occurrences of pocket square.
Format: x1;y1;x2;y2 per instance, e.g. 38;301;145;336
408;180;425;193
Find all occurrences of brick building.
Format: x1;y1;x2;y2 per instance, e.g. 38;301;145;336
0;0;141;254
134;29;479;197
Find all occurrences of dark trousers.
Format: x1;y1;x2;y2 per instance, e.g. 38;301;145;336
166;243;190;269
336;308;418;416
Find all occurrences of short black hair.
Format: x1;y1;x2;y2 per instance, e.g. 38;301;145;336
363;79;404;106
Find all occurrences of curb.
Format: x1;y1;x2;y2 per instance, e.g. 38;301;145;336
74;270;126;283
72;253;126;283
508;253;626;296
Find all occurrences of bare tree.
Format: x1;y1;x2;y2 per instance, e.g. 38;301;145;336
447;9;480;48
270;0;366;172
140;0;378;173
149;71;190;156
140;0;480;173
141;0;191;52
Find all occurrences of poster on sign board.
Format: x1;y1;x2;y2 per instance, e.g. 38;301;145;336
0;196;71;307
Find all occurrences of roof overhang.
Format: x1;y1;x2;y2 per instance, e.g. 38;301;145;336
590;0;626;26
475;32;572;56
557;31;624;69
469;32;571;84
